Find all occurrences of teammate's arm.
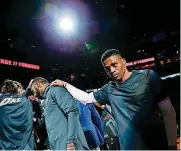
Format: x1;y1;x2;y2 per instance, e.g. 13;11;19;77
51;80;109;105
22;79;34;97
51;80;97;104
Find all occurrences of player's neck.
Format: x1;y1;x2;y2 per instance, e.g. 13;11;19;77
41;84;49;96
121;69;132;83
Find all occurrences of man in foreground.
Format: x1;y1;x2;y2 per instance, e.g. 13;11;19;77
51;49;177;150
0;79;34;150
30;77;89;150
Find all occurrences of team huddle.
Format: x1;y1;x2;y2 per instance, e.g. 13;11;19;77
0;49;177;150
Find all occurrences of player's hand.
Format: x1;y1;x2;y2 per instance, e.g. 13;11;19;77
67;143;76;151
51;80;67;87
28;95;38;102
67;147;75;151
94;102;105;110
28;79;34;88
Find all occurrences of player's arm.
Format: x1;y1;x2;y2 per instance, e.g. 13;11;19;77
150;70;177;149
157;97;177;149
22;79;34;97
51;80;109;105
65;82;97;104
50;87;81;150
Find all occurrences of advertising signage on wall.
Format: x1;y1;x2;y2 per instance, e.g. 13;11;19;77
126;57;155;67
0;58;40;70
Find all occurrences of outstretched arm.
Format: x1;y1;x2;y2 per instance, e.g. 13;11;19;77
51;80;97;104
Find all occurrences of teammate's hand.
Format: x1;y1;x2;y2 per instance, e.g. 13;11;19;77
51;80;67;87
94;102;105;110
67;143;76;151
28;95;38;102
67;147;76;151
28;79;34;88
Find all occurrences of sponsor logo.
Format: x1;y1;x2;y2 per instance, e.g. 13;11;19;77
132;82;140;89
0;97;22;106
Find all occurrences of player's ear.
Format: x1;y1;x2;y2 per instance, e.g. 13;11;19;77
35;82;40;88
122;58;126;66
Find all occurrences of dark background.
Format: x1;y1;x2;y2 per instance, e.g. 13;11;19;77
0;0;179;88
0;0;179;148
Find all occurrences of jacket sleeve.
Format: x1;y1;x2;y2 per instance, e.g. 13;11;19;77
65;83;97;104
22;87;31;97
50;87;80;144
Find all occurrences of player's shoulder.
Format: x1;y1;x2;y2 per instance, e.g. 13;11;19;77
134;69;155;77
135;69;148;74
0;93;19;99
103;82;112;89
137;69;158;77
95;82;111;93
50;86;67;91
134;70;160;83
49;86;69;94
0;93;24;107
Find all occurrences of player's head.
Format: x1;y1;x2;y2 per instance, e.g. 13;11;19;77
30;77;49;98
1;79;18;94
101;49;127;81
13;81;24;95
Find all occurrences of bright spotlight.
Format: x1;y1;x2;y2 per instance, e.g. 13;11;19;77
59;17;74;32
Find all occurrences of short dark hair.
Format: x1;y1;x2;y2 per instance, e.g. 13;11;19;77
13;81;24;89
32;77;49;86
101;49;122;64
1;79;18;94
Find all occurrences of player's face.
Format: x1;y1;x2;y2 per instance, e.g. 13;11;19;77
103;55;126;81
31;83;42;98
17;87;24;95
13;81;23;95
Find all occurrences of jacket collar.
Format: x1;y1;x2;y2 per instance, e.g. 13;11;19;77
42;85;50;99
